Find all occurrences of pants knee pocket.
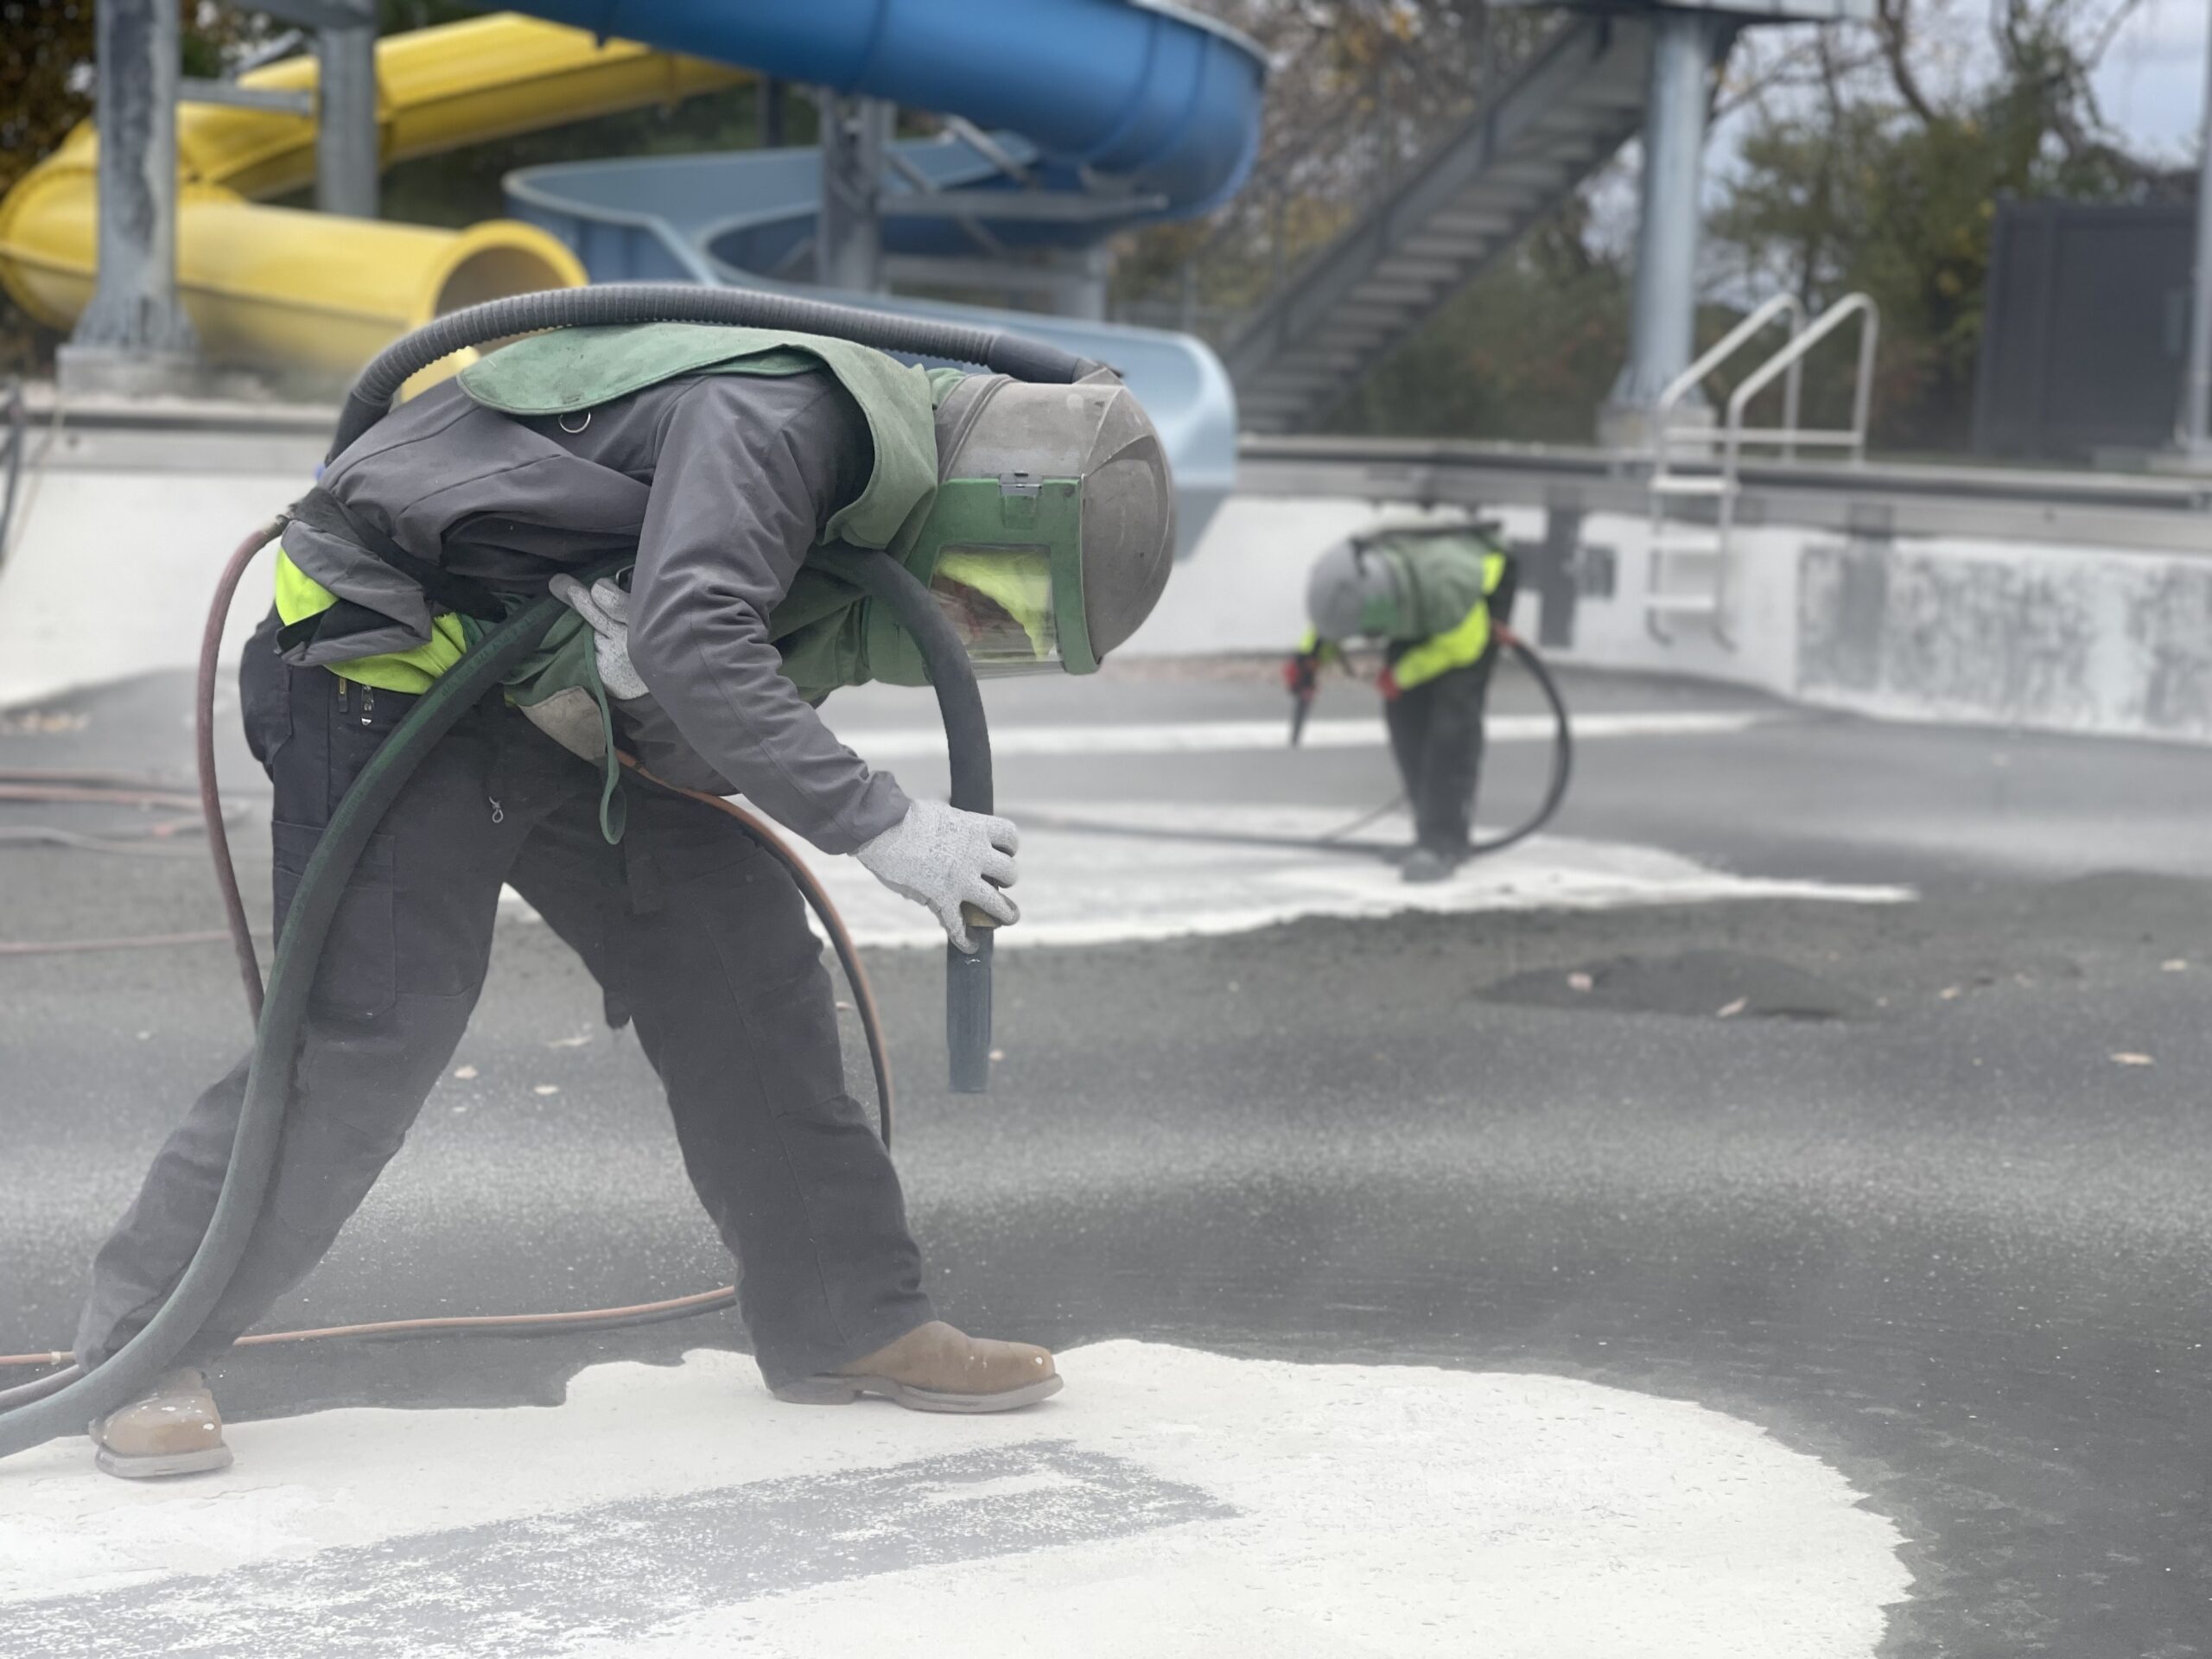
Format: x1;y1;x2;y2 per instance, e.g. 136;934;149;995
273;820;397;1020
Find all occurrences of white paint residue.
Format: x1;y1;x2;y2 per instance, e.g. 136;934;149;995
0;1344;1910;1657
504;805;1911;950
839;709;1777;762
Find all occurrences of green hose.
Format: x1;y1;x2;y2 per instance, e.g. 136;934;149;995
0;279;1058;1462
0;594;567;1462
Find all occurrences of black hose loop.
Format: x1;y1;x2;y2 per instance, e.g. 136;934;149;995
812;547;997;1095
333;283;1106;461
1469;632;1573;856
0;595;568;1462
1020;635;1572;861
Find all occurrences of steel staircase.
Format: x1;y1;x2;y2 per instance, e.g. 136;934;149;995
1222;12;1656;435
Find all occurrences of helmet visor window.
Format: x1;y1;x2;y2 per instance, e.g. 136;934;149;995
931;547;1061;676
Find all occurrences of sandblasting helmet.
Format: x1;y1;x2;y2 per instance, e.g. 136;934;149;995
1306;539;1405;642
905;370;1176;675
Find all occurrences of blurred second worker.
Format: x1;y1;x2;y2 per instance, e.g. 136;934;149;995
1285;524;1518;883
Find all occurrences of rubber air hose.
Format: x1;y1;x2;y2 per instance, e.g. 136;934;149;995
0;594;569;1464
330;284;1037;1093
1023;630;1572;862
332;283;1107;460
812;546;997;1095
1470;630;1573;857
201;519;287;1022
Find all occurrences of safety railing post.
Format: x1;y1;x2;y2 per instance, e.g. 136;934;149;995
1643;291;1803;645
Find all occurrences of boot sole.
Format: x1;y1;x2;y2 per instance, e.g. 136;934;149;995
94;1443;233;1480
772;1372;1064;1414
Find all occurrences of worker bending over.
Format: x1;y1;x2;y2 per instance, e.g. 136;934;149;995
1287;524;1516;883
77;321;1175;1478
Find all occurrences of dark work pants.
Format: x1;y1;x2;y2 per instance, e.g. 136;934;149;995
1382;649;1497;857
76;624;932;1389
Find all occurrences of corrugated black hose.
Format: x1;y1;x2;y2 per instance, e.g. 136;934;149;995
1;286;1042;1463
332;282;1103;459
813;547;999;1093
0;593;569;1458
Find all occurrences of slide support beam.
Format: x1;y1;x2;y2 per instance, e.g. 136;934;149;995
60;0;200;393
818;92;893;293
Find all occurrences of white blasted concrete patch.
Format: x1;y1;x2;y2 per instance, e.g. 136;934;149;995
0;1343;1911;1657
838;709;1780;760
499;805;1912;950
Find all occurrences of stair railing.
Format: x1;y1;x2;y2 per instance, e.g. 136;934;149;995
1644;293;1803;645
1722;291;1878;472
1646;292;1878;650
1111;16;1565;344
1652;291;1806;466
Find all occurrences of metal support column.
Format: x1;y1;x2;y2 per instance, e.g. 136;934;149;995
59;0;200;392
817;93;892;293
760;79;789;149
2179;24;2212;460
1604;7;1726;433
315;22;381;219
1056;245;1113;321
1516;505;1592;649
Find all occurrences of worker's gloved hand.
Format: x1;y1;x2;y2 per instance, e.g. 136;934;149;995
855;798;1020;953
549;573;645;700
1281;649;1322;700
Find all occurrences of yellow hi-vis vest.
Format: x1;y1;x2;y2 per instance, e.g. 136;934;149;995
1389;547;1510;692
274;557;470;693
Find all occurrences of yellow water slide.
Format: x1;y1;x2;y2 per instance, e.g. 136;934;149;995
0;16;746;376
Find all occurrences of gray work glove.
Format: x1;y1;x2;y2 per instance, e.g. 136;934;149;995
549;573;645;699
855;798;1020;952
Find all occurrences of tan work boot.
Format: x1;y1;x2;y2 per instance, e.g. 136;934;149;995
90;1366;233;1479
774;1321;1061;1414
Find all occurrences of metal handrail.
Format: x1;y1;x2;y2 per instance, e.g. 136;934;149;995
1652;292;1804;462
1700;293;1877;648
1643;293;1878;652
1644;294;1803;647
1725;292;1878;467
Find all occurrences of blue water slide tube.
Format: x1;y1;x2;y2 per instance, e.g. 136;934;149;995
498;2;1268;549
503;0;1267;218
508;139;1243;548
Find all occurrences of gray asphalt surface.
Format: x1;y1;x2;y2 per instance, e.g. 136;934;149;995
4;656;2211;1656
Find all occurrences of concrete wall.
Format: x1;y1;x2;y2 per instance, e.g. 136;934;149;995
1128;495;2212;746
1798;537;2212;741
0;465;285;709
4;416;2205;748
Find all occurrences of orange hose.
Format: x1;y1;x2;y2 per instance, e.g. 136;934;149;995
0;930;234;957
0;534;898;1376
0;1287;741;1370
200;519;287;1021
43;527;897;1375
620;755;896;1147
0;784;203;810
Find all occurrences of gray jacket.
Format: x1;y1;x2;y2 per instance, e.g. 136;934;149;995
294;370;911;854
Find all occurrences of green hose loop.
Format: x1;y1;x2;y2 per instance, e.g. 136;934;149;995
0;595;567;1463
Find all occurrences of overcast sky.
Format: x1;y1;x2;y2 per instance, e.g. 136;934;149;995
2093;0;2209;158
1579;3;2208;269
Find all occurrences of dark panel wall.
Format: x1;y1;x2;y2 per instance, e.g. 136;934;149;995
1972;200;2194;461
